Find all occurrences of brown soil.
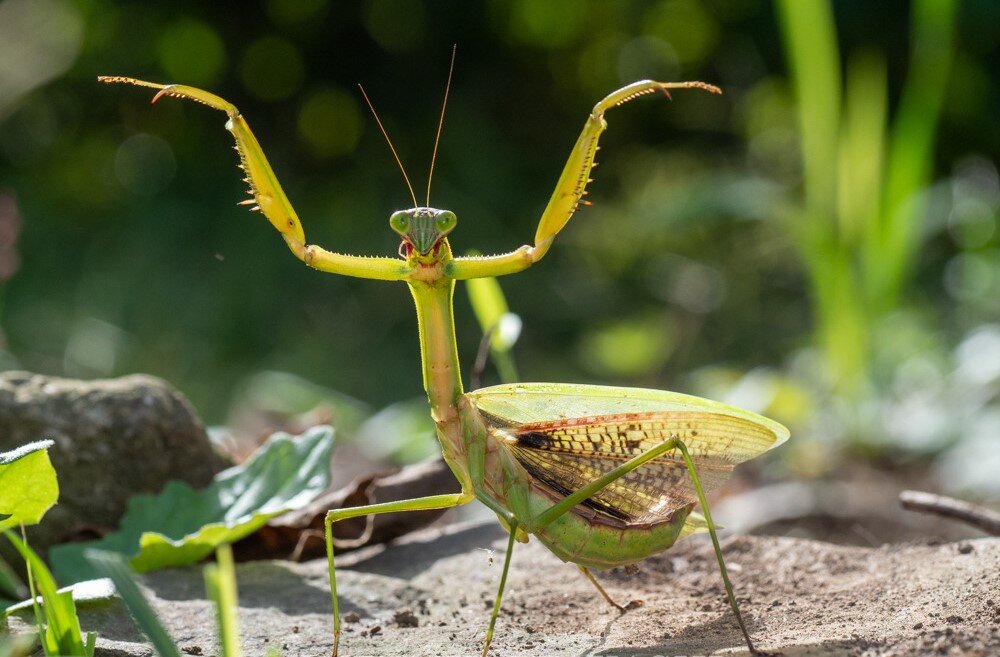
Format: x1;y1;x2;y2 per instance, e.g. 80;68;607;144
16;520;997;657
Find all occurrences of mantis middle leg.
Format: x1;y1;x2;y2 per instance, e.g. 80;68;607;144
530;437;756;654
324;490;474;657
469;491;523;657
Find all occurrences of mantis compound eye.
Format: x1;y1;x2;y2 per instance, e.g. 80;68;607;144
436;211;457;235
389;211;410;235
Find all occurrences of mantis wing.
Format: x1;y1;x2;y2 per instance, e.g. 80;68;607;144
467;383;789;525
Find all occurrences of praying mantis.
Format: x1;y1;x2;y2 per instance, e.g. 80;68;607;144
100;54;788;656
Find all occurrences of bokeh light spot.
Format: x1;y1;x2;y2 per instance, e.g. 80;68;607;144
948;198;997;249
577;316;676;378
502;0;587;48
643;0;719;65
944;251;999;303
363;0;425;52
64;317;131;377
617;36;679;85
240;37;305;101
156;19;226;87
0;0;83;120
668;260;727;314
114;133;177;196
0;97;59;166
264;0;329;27
297;87;363;158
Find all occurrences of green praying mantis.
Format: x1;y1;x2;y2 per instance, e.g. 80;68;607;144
100;54;788;656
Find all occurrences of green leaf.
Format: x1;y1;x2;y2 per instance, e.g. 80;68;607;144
353;398;438;464
231;371;371;436
51;426;335;583
0;441;58;531
4;531;89;656
2;578;115;617
83;550;181;657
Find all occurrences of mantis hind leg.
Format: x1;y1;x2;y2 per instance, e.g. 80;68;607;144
674;439;755;654
577;565;638;613
324;491;473;657
530;437;756;654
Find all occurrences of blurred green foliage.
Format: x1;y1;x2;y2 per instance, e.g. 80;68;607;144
51;426;334;583
0;1;998;492
777;0;957;398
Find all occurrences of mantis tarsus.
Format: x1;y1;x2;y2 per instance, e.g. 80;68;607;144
101;60;788;656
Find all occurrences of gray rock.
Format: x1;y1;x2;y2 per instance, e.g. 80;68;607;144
8;520;998;657
0;371;227;551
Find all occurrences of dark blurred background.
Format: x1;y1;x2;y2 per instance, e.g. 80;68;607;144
1;0;998;510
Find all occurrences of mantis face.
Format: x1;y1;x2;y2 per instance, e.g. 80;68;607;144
390;207;457;258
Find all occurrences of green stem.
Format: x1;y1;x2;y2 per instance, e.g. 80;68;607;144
205;544;242;657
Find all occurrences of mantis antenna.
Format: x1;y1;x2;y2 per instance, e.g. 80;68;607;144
358;83;419;208
426;44;457;206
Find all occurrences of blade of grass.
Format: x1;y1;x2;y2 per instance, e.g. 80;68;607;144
19;528;45;654
838;51;887;247
776;0;841;221
4;531;88;656
83;550;181;657
776;0;870;394
204;545;241;657
866;0;958;310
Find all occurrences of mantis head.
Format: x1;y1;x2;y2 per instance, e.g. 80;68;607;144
363;48;459;261
390;207;457;257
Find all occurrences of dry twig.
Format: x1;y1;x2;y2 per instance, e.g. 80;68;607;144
899;490;1000;536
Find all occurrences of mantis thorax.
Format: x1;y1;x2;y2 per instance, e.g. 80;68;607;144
390;207;457;261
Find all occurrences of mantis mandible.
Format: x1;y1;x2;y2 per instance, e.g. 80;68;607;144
100;54;788;656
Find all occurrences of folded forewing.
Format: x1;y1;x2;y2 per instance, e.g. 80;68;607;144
469;384;789;525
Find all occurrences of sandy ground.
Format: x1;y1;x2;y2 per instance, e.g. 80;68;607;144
16;519;997;657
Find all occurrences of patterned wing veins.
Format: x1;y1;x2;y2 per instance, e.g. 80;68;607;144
502;412;771;525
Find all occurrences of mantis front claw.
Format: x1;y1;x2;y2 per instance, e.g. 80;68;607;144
98;76;238;115
100;75;304;243
447;80;722;281
101;76;411;281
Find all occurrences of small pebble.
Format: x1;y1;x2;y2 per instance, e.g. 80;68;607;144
344;612;361;624
394;609;419;628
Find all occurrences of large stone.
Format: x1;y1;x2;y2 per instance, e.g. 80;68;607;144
10;519;997;656
0;371;227;551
